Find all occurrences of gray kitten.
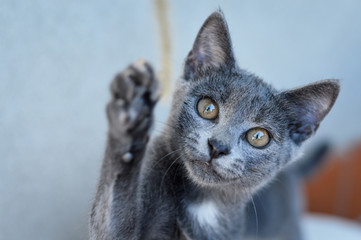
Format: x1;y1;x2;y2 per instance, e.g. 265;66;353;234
90;10;339;240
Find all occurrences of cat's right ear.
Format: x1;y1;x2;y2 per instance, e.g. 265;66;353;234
183;10;236;80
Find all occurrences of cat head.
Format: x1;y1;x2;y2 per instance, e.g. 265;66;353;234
168;11;339;190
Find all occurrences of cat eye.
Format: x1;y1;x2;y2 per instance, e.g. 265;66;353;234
246;128;270;148
197;97;219;120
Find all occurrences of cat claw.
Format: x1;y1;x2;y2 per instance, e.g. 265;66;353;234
107;59;160;143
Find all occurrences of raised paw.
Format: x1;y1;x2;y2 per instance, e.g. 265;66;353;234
106;59;160;153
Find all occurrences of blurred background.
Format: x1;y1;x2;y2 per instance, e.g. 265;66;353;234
1;0;360;239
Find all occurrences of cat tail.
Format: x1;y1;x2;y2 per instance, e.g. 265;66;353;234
294;141;331;178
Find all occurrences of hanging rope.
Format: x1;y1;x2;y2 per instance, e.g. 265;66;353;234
154;0;172;101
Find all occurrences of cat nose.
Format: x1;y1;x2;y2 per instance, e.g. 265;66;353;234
208;138;230;159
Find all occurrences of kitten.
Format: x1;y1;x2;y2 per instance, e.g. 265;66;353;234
90;10;339;240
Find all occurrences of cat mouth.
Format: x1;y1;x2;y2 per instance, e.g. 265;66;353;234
193;159;211;167
190;159;223;178
183;149;241;184
189;159;239;183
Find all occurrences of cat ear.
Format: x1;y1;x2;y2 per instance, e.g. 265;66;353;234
183;10;236;80
282;80;340;145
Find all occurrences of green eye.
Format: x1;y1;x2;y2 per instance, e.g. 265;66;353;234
246;128;270;148
197;97;219;120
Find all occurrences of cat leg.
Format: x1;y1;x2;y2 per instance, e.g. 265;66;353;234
90;59;160;240
106;59;159;164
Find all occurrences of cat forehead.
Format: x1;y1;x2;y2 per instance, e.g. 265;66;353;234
188;71;277;104
183;71;287;139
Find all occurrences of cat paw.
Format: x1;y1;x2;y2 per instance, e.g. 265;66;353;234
107;59;160;157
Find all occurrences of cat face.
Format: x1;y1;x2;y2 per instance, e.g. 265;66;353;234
168;11;339;190
172;70;290;189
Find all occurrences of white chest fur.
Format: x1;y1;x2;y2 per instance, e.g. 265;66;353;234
187;200;220;228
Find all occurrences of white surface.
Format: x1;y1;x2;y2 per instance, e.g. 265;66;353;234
303;214;361;240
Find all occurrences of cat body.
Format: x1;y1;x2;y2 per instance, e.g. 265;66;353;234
90;11;339;240
244;142;330;240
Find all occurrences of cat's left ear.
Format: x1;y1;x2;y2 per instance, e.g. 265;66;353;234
281;80;340;145
183;10;236;80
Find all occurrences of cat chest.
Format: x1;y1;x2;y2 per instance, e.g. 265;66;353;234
182;199;243;239
187;200;221;229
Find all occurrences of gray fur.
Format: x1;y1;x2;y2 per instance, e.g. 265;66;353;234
244;142;331;240
90;10;339;240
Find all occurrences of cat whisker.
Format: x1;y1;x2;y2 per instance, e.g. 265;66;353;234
155;120;173;128
250;193;259;239
159;154;184;193
149;148;182;171
254;191;266;215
